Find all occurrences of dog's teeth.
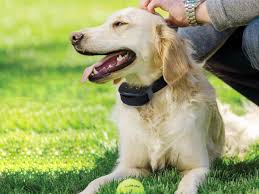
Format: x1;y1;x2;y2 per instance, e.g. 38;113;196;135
117;55;124;62
93;68;98;74
95;63;102;67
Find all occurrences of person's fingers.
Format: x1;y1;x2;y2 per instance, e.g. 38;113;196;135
165;16;187;27
165;17;173;24
147;0;160;13
165;15;175;23
165;17;177;27
165;17;177;26
140;0;151;8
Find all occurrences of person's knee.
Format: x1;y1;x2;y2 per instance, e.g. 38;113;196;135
242;16;259;70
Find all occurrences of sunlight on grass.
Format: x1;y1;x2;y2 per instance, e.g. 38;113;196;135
207;72;248;115
0;130;117;172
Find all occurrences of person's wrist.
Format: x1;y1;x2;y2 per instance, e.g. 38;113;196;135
196;1;211;24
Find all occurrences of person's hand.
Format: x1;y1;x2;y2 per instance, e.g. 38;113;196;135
140;0;188;26
140;0;211;27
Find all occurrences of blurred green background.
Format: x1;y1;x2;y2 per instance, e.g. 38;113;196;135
0;0;257;193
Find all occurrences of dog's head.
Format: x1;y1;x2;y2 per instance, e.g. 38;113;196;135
71;8;192;87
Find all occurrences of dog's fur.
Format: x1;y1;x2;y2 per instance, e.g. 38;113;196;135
72;8;259;194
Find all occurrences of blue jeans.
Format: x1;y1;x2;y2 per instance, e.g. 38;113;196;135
178;16;259;105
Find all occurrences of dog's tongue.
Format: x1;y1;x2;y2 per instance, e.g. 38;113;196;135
81;65;94;83
81;51;128;83
81;54;116;83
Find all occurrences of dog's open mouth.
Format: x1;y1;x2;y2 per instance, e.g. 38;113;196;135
81;50;136;82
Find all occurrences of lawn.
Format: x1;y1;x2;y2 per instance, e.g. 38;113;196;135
0;0;258;193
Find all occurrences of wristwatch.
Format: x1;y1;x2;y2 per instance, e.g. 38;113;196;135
184;0;202;25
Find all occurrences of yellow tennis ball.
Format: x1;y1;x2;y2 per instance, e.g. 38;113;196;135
116;178;145;194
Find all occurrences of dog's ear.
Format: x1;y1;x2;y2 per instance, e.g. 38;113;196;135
155;24;191;86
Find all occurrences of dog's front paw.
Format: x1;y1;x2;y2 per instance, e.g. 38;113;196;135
78;187;96;194
174;187;196;194
79;180;101;194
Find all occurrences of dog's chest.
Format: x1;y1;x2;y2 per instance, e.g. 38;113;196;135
137;106;185;170
114;100;193;171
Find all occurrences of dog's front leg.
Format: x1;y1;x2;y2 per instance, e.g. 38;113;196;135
173;147;210;194
79;165;150;194
174;167;209;194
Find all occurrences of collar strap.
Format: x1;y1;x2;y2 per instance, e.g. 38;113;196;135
118;76;167;106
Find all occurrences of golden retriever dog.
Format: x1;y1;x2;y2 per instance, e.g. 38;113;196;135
71;8;259;194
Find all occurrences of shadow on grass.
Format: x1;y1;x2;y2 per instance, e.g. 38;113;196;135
0;44;84;75
0;44;89;93
212;156;259;179
0;148;258;194
199;156;259;194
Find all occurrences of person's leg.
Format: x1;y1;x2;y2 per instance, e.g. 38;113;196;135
178;20;259;106
178;24;235;62
205;19;259;105
242;16;259;71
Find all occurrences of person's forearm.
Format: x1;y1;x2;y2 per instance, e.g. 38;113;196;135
206;0;259;31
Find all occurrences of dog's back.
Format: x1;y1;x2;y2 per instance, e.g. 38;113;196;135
218;102;259;157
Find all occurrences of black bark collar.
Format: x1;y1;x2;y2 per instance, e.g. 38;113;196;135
118;76;168;106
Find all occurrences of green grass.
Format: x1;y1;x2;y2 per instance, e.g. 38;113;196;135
0;0;258;193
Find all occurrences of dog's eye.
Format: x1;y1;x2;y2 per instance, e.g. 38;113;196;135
113;21;128;28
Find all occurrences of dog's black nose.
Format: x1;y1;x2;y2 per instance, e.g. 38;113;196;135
71;32;84;45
